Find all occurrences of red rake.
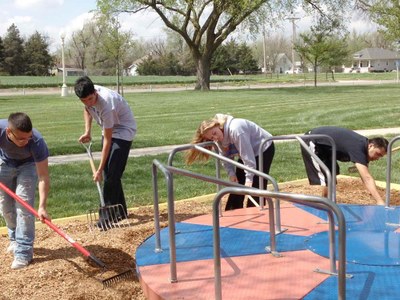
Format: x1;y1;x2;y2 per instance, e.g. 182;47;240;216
0;181;135;287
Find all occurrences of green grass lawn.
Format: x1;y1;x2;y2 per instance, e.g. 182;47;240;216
1;82;400;222
0;72;399;88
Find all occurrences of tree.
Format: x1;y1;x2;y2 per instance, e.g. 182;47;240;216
24;31;52;76
97;13;133;93
211;40;258;74
0;37;5;74
252;33;291;73
359;0;400;43
236;43;259;74
68;21;101;71
97;0;355;91
3;24;25;75
295;18;349;86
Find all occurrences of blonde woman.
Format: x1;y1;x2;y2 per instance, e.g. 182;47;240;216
186;114;275;210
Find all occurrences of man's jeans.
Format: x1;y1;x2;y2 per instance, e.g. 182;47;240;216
0;160;37;261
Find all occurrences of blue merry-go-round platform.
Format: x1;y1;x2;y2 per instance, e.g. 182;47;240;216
135;200;400;299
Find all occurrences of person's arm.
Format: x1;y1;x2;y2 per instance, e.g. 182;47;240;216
355;162;385;205
235;135;256;185
36;159;50;221
93;127;113;182
78;108;93;143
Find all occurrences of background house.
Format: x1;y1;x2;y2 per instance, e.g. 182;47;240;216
344;48;399;73
126;55;150;76
273;53;292;74
51;67;85;77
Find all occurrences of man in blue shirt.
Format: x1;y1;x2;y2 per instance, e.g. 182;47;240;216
0;112;50;269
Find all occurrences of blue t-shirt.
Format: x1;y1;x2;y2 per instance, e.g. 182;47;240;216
0;119;49;167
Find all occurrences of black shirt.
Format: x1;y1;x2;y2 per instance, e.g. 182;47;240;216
309;126;368;165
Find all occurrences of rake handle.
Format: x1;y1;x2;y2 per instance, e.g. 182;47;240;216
81;142;106;207
392;146;400;153
0;181;106;269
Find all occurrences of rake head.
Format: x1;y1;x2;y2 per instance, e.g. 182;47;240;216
87;204;131;232
100;268;137;288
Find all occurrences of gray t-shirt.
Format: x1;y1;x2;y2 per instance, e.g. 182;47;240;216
85;85;137;141
0;119;49;167
220;116;272;182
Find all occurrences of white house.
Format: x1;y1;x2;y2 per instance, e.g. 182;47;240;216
344;48;399;73
51;67;85;77
273;53;292;74
126;55;150;76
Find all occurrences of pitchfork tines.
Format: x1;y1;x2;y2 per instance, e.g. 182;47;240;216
87;204;131;232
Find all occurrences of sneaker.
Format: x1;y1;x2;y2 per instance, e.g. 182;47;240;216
11;258;31;270
6;241;17;254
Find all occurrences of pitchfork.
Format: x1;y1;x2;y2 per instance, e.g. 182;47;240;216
81;142;130;232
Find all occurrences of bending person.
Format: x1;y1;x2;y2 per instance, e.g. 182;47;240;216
0;112;50;269
186;114;275;210
301;126;388;205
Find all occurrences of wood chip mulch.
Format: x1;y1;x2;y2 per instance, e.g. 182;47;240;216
1;177;398;300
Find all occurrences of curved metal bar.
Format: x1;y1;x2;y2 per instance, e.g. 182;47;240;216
296;136;334;201
212;187;346;300
152;159;177;283
193;145;277;186
259;134;337;202
167;141;217;166
167;141;223;213
386;136;400;206
166;165;244;188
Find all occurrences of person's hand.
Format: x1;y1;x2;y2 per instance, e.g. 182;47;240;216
93;170;103;182
37;207;50;223
229;175;238;183
244;181;253;188
78;134;91;144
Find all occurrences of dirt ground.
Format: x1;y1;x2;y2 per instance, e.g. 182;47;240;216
1;177;400;300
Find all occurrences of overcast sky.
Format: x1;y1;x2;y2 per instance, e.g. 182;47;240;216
0;0;165;52
0;0;377;53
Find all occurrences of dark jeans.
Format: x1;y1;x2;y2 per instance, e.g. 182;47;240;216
225;142;275;211
100;138;132;220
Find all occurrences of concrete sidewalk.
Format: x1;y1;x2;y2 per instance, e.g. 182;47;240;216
48;127;400;165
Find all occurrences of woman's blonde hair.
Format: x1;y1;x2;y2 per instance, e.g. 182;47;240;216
185;115;229;165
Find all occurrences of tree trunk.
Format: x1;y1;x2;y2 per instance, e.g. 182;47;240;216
195;56;211;91
314;65;318;87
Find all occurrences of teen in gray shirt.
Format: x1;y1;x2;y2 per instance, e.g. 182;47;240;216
186;114;275;210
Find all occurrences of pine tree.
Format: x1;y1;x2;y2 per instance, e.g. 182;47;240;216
3;24;25;75
0;37;5;74
24;31;52;76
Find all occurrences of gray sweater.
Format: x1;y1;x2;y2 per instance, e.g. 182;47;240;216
220;116;272;182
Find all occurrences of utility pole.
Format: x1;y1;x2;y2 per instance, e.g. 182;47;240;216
262;27;267;75
287;12;300;73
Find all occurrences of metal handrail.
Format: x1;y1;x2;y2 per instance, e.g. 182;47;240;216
152;157;347;299
151;159;178;282
167;141;222;190
386;136;400;206
152;159;278;283
166;142;282;230
259;134;337;202
212;187;346;300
